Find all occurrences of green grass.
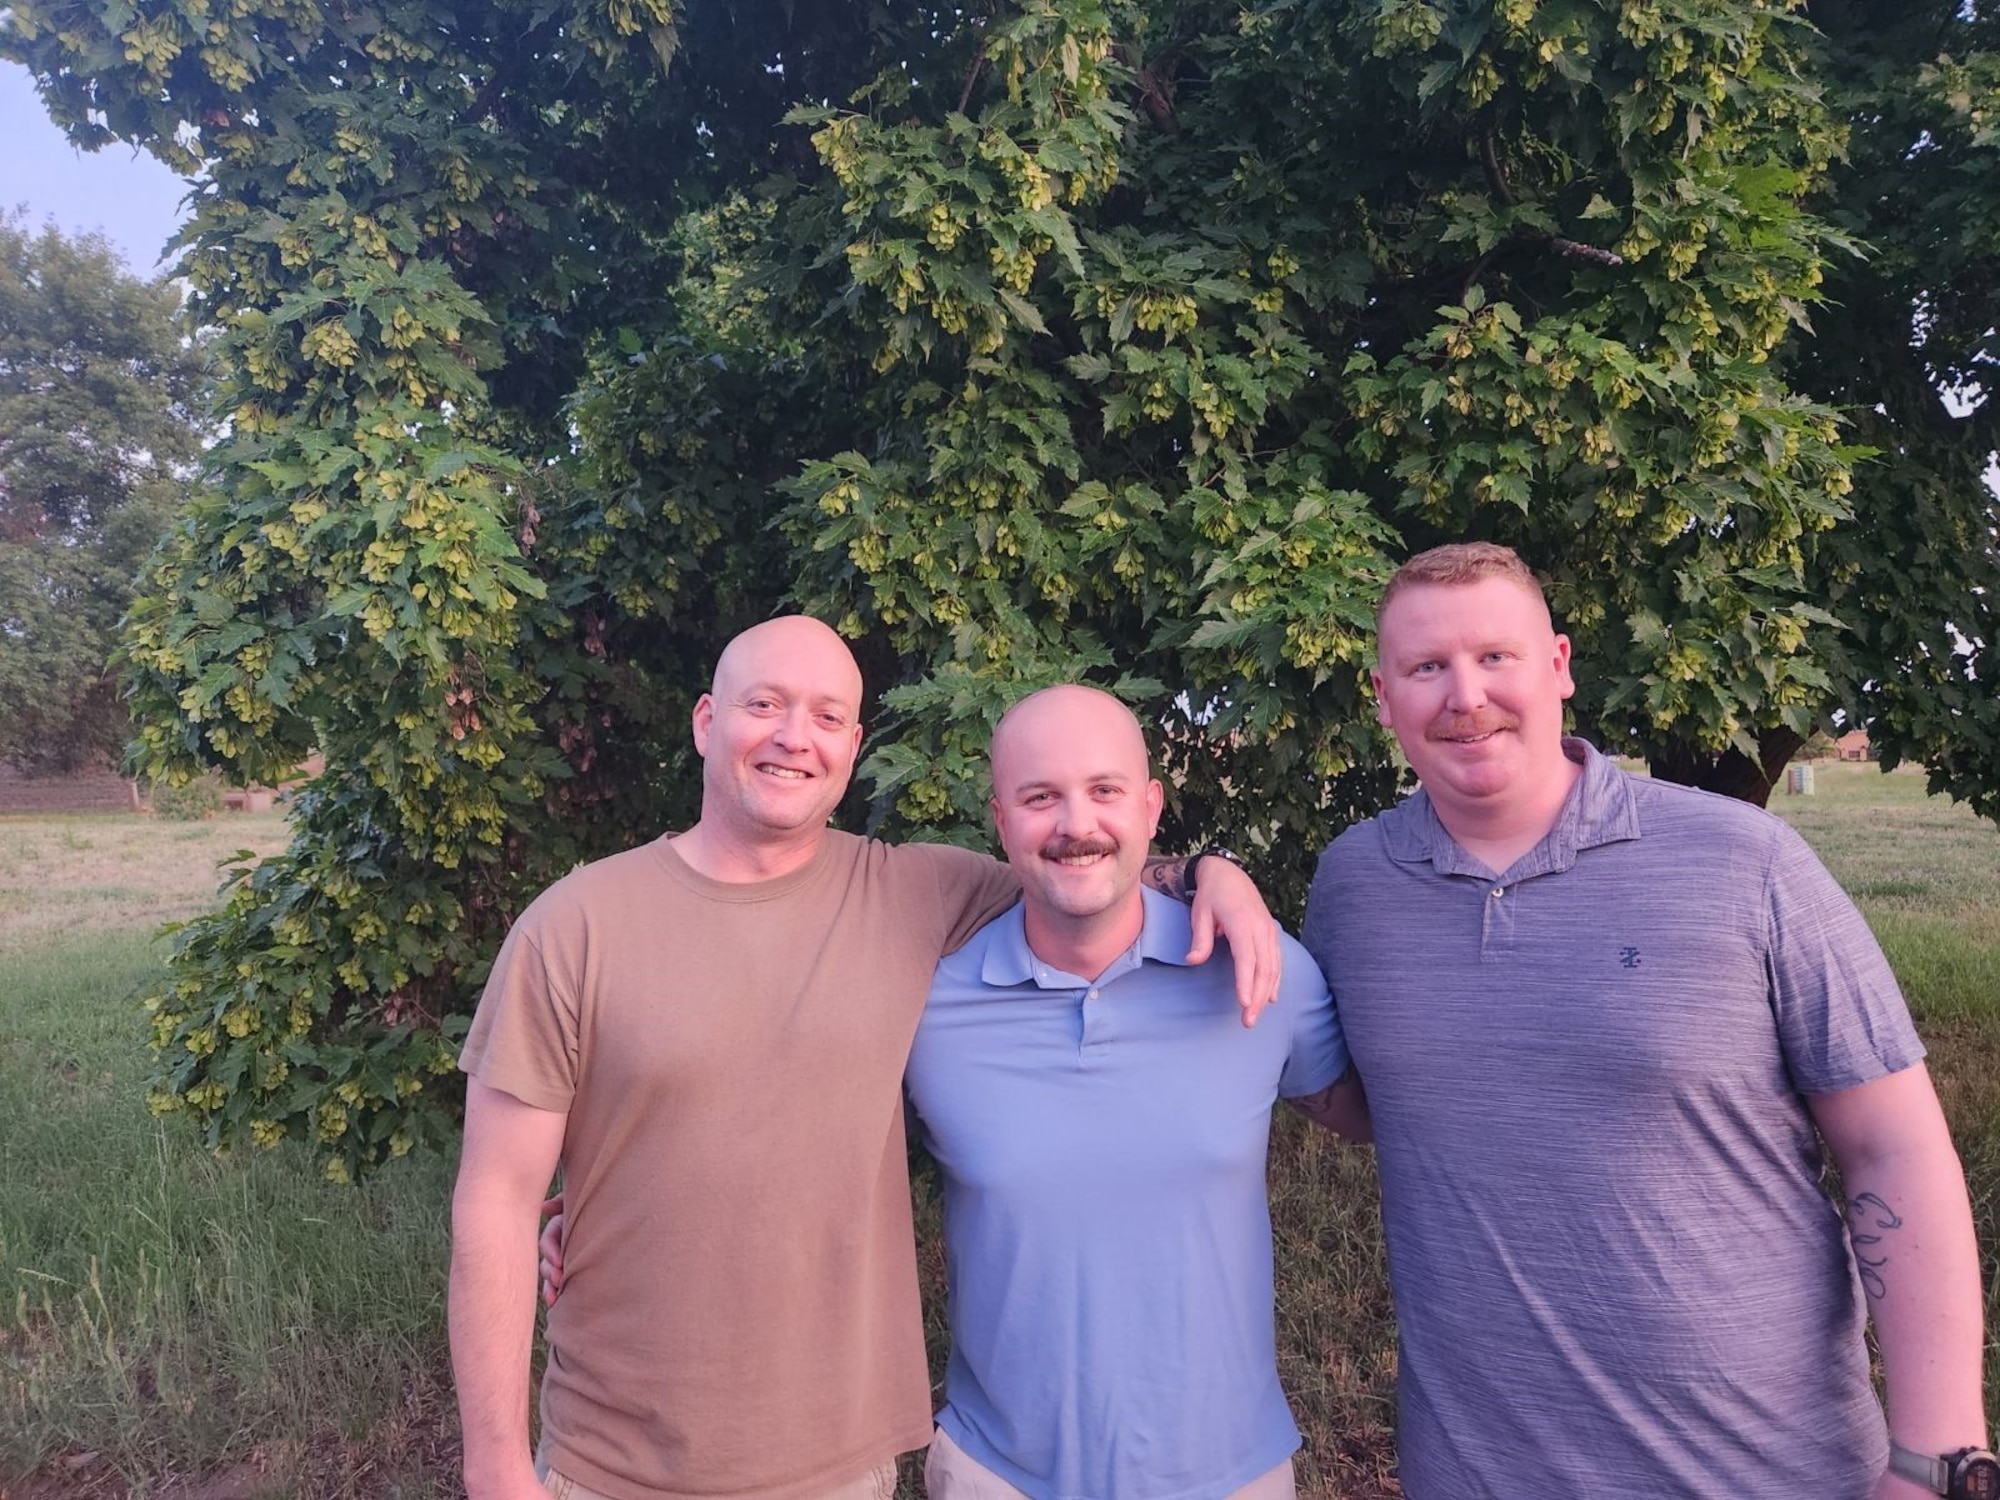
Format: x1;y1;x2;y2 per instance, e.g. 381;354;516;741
1;819;456;1499
4;779;1999;1498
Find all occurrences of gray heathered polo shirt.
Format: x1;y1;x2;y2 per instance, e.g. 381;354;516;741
1302;740;1924;1500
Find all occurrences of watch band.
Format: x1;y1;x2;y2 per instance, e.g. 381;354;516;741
1186;845;1246;894
1890;1443;1951;1496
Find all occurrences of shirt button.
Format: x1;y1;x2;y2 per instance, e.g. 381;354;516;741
1491;887;1505;899
1086;989;1098;1001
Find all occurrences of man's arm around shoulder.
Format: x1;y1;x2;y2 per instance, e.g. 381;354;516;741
1811;1064;1987;1500
451;1078;568;1500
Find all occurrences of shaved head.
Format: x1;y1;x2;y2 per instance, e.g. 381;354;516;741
987;683;1163;971
991;685;1153;789
710;616;863;706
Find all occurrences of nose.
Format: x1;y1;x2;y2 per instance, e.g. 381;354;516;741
1052;792;1099;837
1441;663;1487;713
772;704;814;750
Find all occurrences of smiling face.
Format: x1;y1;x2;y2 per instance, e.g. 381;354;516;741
691;617;864;853
989;686;1163;954
1372;575;1578;832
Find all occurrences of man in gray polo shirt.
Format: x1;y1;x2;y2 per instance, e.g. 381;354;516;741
1303;542;1988;1500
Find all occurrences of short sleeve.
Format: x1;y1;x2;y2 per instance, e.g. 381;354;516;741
458;900;583;1112
1275;932;1349;1099
898;841;1022;956
1765;821;1925;1095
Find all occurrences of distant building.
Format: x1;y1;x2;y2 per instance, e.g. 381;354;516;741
0;760;143;814
1836;730;1872;762
0;751;323;816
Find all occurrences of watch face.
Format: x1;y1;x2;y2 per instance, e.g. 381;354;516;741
1956;1455;2000;1500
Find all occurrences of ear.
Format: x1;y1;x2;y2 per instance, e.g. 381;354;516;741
1552;634;1577;701
1144;777;1164;837
691;693;714;756
1370;669;1393;729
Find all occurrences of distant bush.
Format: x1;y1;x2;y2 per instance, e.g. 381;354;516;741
148;772;227;821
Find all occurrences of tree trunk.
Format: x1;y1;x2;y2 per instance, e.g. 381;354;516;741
1647;727;1806;808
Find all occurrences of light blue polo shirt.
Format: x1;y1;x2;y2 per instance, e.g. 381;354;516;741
905;887;1347;1500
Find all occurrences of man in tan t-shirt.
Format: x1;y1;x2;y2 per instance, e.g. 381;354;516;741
449;616;1281;1500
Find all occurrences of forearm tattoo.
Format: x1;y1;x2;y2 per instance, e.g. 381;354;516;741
1142;856;1192;904
1843;1190;1905;1301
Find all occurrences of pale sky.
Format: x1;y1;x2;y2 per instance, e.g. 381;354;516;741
1;60;193;277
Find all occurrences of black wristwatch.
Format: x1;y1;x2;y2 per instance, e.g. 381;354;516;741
1186;845;1247;893
1889;1442;2000;1499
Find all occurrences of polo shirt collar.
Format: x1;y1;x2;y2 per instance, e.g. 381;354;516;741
1379;737;1641;879
978;887;1194;989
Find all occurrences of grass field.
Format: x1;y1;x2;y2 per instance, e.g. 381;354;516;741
0;815;457;1499
2;762;1997;1497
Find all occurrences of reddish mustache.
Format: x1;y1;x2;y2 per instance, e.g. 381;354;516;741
1040;839;1116;861
1427;712;1518;741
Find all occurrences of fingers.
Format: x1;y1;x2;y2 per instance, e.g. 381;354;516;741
538;1209;566;1307
1236;915;1281;1028
1184;903;1217;967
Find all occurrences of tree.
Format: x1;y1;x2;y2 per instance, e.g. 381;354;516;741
0;214;205;773
1787;0;2000;812
1;0;1990;1175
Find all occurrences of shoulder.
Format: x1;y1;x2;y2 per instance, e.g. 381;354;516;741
1276;928;1331;1004
512;839;674;931
1623;773;1790;855
1312;809;1396;887
875;835;1001;880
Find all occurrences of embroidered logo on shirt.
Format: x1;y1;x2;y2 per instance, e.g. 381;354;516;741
1619;946;1642;969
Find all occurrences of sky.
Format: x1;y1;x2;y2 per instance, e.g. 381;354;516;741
1;59;193;277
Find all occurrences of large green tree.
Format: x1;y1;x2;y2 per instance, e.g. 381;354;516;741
1787;0;2000;811
0;215;205;773
2;0;1991;1174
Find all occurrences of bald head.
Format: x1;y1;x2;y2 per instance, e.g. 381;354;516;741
988;684;1164;967
711;616;863;707
991;685;1153;790
682;616;866;875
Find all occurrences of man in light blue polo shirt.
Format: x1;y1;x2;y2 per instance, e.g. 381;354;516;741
905;684;1368;1500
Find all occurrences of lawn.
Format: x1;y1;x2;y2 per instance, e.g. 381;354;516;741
3;762;1997;1497
0;815;457;1499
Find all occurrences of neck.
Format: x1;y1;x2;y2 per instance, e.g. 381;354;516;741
1432;755;1583;874
669;819;826;883
1021;894;1146;983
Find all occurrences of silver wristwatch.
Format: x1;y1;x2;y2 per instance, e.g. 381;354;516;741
1888;1441;2000;1499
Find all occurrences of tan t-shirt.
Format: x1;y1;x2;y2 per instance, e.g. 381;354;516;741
460;831;1020;1500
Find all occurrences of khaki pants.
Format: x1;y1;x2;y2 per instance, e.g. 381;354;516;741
537;1456;899;1500
923;1425;1297;1500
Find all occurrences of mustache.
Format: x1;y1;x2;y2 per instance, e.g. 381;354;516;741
1039;837;1117;861
1426;711;1519;741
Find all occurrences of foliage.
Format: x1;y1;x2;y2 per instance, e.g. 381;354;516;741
146;769;229;820
0;214;205;773
1789;0;2000;814
1;0;1992;1174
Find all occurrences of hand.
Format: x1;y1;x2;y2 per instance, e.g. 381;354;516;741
1185;853;1282;1026
538;1191;566;1307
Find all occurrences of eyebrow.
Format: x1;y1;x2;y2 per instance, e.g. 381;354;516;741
1008;771;1136;793
736;683;857;708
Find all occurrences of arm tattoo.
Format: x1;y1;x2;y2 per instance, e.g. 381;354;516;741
1843;1190;1904;1301
1142;855;1192;904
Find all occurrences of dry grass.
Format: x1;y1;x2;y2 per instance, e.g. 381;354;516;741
0;813;290;952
